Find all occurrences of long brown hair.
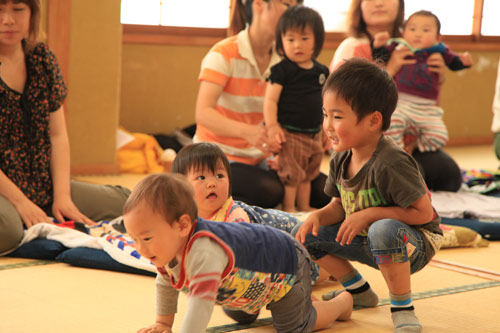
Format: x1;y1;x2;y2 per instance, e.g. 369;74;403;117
346;0;404;39
227;0;304;37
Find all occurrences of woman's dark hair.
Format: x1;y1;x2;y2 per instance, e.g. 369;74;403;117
347;0;405;39
172;143;233;195
275;5;325;59
323;58;398;131
228;0;304;36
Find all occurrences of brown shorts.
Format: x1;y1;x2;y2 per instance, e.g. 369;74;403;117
277;129;323;186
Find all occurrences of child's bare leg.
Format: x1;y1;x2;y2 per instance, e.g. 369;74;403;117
296;181;313;211
314;267;332;284
283;185;297;212
312;291;353;331
380;262;421;332
317;254;378;307
379;261;410;295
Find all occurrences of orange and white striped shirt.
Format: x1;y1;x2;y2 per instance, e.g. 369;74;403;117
195;28;282;165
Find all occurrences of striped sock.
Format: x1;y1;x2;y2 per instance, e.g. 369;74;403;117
322;269;378;307
338;269;370;294
390;291;414;312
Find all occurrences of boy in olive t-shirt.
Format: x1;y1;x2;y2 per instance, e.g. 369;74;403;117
295;58;443;333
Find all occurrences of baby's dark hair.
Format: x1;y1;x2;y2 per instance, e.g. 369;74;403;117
172;142;232;194
123;173;198;225
404;10;441;36
275;5;325;59
323;58;398;131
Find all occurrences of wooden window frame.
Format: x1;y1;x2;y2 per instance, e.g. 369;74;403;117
122;0;500;51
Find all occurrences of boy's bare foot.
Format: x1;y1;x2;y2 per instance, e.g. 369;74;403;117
334;291;353;321
296;205;316;212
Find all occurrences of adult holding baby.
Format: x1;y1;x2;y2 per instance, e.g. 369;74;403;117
331;0;462;192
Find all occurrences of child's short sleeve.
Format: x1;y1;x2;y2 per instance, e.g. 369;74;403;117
376;156;428;208
267;60;290;86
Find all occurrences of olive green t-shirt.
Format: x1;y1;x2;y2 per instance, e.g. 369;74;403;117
325;136;443;261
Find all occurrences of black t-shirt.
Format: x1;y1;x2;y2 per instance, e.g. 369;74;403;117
268;58;329;132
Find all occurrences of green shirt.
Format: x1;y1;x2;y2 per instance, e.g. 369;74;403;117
325;135;443;261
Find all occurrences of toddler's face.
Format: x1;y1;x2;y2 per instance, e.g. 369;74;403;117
322;91;372;152
124;203;188;268
282;25;315;68
403;15;439;49
185;163;230;219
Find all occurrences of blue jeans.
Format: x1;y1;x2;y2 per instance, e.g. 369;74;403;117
295;219;429;274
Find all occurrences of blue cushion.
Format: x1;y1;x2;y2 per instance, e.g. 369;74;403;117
56;247;156;277
441;217;500;240
6;238;67;259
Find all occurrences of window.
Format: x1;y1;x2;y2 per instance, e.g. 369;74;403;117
404;0;475;35
303;0;351;32
121;0;500;47
120;0;230;28
481;0;500;36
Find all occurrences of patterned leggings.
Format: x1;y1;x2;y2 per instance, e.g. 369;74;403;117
385;97;448;152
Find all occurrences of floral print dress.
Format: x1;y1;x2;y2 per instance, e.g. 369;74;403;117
0;42;67;210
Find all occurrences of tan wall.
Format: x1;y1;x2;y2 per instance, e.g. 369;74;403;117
53;0;499;171
66;0;122;166
120;44;209;135
120;45;499;145
441;52;499;141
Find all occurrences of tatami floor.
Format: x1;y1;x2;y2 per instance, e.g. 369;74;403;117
1;144;499;332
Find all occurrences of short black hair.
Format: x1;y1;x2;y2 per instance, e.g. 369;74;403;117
404;10;441;36
172;142;232;195
323;58;398;131
275;5;325;59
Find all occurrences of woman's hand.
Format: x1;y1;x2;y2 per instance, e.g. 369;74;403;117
244;122;269;151
266;124;285;153
266;155;279;171
14;197;54;228
426;52;446;84
385;46;417;77
244;123;281;153
52;196;96;226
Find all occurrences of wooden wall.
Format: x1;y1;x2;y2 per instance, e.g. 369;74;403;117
45;2;499;174
120;44;499;145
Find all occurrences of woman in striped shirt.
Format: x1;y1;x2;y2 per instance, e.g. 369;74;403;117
194;0;329;208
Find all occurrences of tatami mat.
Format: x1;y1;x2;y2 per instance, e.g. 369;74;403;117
2;251;499;332
433;241;500;273
2;145;499;332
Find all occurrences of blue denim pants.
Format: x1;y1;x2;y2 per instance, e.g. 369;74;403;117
296;219;429;274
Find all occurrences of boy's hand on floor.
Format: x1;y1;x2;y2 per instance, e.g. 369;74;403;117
137;323;172;333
